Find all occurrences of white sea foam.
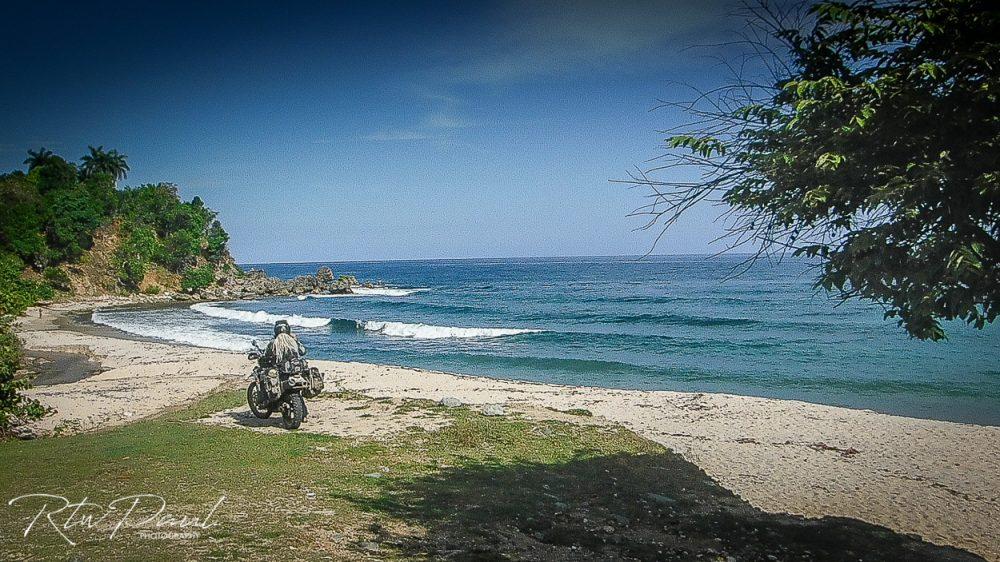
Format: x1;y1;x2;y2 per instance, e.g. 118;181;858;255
361;320;541;339
296;294;346;300
91;310;254;351
296;287;428;299
190;303;331;328
350;287;429;297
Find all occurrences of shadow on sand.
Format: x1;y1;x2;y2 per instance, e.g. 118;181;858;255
221;408;288;429
348;450;982;562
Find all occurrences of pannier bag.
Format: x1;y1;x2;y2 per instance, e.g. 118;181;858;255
266;368;281;400
302;367;325;398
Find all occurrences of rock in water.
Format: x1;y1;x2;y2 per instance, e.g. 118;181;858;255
316;266;334;285
439;397;462;408
482;403;505;416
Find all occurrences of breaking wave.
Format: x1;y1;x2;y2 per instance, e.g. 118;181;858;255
190;303;534;340
91;309;254;351
297;287;429;299
350;287;429;297
361;320;542;339
190;303;331;328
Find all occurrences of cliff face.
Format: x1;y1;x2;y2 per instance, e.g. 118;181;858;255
24;221;356;304
49;241;359;302
49;222;180;297
49;222;240;298
56;223;121;296
182;266;356;301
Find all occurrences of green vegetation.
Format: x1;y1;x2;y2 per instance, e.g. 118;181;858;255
627;0;999;340
79;145;129;184
42;267;71;292
115;184;232;285
2;146;232;293
0;146;234;435
181;264;216;292
0;326;48;437
0;254;52;317
0;391;969;560
0;255;52;436
114;225;160;289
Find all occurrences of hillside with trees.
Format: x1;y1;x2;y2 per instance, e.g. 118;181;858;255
0;146;237;433
1;146;236;301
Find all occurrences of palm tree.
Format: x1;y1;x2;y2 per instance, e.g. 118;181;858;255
80;145;130;185
24;147;55;170
105;148;129;184
79;145;108;178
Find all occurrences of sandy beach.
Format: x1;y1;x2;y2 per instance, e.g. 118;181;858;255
13;301;1000;561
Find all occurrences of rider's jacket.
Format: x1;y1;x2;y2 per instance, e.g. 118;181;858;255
264;333;306;366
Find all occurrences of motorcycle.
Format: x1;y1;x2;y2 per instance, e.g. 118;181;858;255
246;340;325;429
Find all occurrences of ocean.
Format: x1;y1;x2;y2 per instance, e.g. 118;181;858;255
91;255;1000;425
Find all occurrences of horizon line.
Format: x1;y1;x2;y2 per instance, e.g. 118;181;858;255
237;252;761;266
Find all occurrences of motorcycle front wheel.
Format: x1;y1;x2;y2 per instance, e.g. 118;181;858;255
247;381;273;419
281;393;305;430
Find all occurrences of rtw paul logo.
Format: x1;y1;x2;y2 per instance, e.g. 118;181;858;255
7;493;225;546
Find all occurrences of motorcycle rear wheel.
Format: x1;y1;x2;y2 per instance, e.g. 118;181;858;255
281;393;305;430
247;381;273;419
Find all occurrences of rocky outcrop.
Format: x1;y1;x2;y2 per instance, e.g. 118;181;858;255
315;266;335;285
189;266;356;301
82;265;367;304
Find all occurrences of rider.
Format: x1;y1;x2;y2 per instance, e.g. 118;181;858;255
260;320;310;421
264;320;306;367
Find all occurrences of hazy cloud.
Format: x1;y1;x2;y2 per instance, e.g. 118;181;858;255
411;87;464;106
364;110;475;142
363;129;436;142
421;112;475;129
441;0;731;83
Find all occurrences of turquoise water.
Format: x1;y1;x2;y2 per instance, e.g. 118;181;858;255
92;255;1000;425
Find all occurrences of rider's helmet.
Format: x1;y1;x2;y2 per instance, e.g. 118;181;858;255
273;320;291;336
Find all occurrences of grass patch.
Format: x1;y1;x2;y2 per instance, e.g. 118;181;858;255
0;391;653;560
0;392;976;561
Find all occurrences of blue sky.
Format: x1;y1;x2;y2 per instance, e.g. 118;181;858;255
1;0;748;262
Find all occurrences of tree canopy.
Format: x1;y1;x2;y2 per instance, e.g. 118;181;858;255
22;147;54;171
626;0;999;340
79;145;130;183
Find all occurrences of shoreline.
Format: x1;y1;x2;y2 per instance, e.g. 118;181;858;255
88;298;998;427
12;299;1000;560
42;299;998;424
